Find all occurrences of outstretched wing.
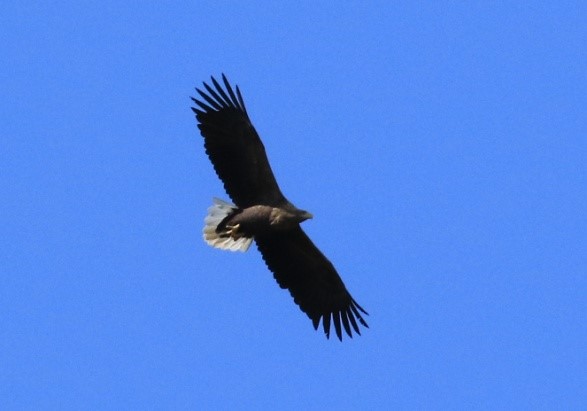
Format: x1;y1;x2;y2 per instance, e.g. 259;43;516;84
191;75;288;208
255;227;369;341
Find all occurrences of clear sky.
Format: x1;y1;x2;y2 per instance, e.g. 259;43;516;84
1;2;585;409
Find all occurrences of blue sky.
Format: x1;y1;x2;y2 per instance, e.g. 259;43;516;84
1;2;585;409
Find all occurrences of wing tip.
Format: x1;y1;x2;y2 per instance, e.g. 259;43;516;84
313;299;369;341
191;74;247;115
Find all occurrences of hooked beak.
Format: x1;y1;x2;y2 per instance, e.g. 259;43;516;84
301;211;313;221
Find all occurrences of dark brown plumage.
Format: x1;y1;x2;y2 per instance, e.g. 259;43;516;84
191;74;368;341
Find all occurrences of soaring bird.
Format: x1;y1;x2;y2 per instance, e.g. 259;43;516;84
191;75;368;340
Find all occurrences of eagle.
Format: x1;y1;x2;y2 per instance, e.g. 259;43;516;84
191;75;368;341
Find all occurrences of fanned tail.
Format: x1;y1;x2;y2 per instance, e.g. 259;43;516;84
203;198;253;252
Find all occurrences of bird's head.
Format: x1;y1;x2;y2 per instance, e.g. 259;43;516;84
296;209;313;222
270;206;313;228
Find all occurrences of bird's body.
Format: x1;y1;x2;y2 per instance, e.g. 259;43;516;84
224;204;312;235
192;75;368;340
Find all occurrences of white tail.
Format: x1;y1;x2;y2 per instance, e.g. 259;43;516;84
203;198;253;252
